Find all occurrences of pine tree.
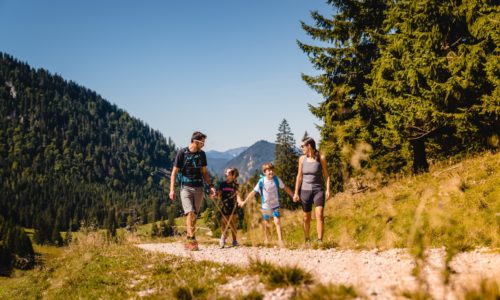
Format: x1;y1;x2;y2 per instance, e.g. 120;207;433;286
302;131;309;141
151;223;159;238
51;226;63;247
159;220;167;237
65;223;73;246
367;0;500;172
105;208;118;239
298;0;388;181
274;119;299;209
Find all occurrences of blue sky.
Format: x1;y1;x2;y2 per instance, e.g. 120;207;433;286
1;1;333;151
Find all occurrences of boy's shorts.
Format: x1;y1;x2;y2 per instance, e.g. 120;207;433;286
261;208;280;221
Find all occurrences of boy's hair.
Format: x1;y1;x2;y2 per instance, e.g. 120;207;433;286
225;167;239;179
261;162;274;173
191;131;207;142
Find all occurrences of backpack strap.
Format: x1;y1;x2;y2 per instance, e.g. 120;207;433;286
258;176;281;207
258;178;265;205
177;148;203;186
272;175;280;199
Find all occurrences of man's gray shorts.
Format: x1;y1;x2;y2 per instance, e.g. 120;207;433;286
180;186;204;215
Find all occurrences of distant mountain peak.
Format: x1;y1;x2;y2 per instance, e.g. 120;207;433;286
207;140;275;181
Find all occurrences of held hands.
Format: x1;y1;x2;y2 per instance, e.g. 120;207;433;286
293;194;300;203
169;190;176;201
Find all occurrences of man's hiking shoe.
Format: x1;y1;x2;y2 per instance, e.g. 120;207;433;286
219;236;226;248
232;240;239;247
185;240;199;251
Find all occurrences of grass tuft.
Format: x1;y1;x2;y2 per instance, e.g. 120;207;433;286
296;283;359;299
249;258;313;288
238;290;264;300
464;279;500;300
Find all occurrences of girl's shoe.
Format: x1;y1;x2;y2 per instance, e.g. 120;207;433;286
232;240;239;247
219;235;226;248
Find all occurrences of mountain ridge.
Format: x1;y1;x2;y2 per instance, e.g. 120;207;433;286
206;141;275;181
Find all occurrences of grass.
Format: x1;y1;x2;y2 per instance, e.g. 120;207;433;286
249;258;313;288
1;229;345;299
296;283;359;300
266;151;500;250
2;151;498;298
0;231;243;299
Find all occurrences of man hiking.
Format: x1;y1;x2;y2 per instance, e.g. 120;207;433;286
169;131;216;251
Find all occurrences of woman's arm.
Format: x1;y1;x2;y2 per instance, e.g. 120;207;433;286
320;154;331;200
293;155;305;202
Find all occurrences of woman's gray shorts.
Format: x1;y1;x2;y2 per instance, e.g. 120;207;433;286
180;186;204;215
300;189;325;212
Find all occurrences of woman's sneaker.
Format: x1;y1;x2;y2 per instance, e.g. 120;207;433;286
232;240;239;247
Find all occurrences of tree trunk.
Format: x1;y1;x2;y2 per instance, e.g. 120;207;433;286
411;139;429;173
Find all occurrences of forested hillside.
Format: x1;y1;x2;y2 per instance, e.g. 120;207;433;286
0;53;177;234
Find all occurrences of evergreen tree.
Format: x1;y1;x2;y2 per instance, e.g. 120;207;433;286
274;119;299;209
302;131;309;141
151;223;159;238
298;0;387;183
159;219;173;237
50;226;63;247
0;243;12;276
65;223;73;246
367;0;500;172
105;208;118;239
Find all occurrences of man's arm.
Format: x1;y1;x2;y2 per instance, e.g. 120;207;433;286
201;166;216;196
169;167;179;200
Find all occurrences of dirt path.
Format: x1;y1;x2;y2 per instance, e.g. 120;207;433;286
137;242;500;299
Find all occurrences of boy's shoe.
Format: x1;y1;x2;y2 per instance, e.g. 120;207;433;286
219;235;226;248
316;239;323;247
304;239;311;248
185;240;199;251
232;240;239;247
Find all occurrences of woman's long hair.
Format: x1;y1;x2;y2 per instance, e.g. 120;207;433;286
302;137;320;161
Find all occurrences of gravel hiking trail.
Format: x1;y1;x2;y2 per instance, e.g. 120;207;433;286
137;242;500;299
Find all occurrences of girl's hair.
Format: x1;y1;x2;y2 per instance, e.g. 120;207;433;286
261;162;274;173
225;167;239;179
302;137;320;161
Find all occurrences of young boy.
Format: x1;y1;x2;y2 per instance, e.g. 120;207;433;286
239;162;294;246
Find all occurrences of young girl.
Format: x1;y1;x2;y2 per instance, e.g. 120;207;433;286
216;168;242;248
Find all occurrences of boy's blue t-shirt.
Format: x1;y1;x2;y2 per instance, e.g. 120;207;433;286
253;176;285;210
